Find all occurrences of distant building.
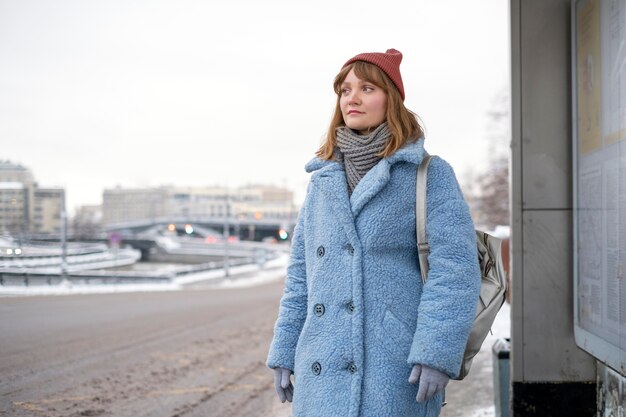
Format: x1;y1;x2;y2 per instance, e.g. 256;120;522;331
234;185;296;220
103;187;167;225
0;161;35;184
102;184;296;226
32;188;64;234
0;182;28;235
168;186;230;219
0;161;65;235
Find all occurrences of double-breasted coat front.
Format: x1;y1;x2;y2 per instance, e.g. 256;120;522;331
267;139;481;417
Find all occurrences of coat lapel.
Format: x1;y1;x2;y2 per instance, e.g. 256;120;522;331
307;160;360;243
349;159;392;218
349;139;427;218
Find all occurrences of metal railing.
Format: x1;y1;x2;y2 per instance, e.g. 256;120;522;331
0;253;279;286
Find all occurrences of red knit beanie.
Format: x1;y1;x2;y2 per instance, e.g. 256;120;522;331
342;48;405;101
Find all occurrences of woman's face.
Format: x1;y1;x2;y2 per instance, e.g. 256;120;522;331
339;69;388;135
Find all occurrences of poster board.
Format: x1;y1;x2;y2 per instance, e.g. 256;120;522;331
572;0;626;374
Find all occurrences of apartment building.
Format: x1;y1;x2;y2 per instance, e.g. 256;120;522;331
102;187;171;225
0;161;64;235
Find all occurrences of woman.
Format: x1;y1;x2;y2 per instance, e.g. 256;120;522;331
266;48;481;417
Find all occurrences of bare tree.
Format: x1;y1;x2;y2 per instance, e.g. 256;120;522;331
464;89;510;231
71;206;103;240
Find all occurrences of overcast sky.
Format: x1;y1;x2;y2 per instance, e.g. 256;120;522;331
0;0;510;213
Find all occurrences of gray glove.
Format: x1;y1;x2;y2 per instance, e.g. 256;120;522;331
273;367;294;403
408;364;449;403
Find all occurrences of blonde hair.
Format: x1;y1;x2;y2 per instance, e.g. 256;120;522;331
316;61;424;160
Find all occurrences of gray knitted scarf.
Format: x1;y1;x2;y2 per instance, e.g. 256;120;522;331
336;122;391;195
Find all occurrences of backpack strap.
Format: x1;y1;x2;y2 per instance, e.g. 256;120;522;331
416;154;434;284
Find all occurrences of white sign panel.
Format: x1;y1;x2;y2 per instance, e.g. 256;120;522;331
573;0;626;374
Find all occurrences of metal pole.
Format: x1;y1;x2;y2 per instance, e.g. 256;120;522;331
60;191;68;283
223;194;230;278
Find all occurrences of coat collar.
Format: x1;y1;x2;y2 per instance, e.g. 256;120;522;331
305;139;427;218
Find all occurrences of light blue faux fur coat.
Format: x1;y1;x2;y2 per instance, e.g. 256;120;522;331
267;139;481;417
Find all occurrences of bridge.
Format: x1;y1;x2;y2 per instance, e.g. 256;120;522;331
103;215;297;242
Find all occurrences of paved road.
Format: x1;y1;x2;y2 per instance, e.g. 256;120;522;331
1;278;509;417
1;281;284;417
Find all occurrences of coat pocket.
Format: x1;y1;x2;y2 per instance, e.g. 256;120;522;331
377;308;413;358
293;316;312;367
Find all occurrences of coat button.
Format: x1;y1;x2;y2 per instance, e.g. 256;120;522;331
312;362;322;375
347;362;357;374
316;245;325;258
314;303;325;317
347;244;354;255
347;301;355;313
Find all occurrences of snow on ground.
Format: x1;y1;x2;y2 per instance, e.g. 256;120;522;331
468;407;496;417
173;254;287;286
0;254;289;297
0;280;182;297
216;268;289;289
